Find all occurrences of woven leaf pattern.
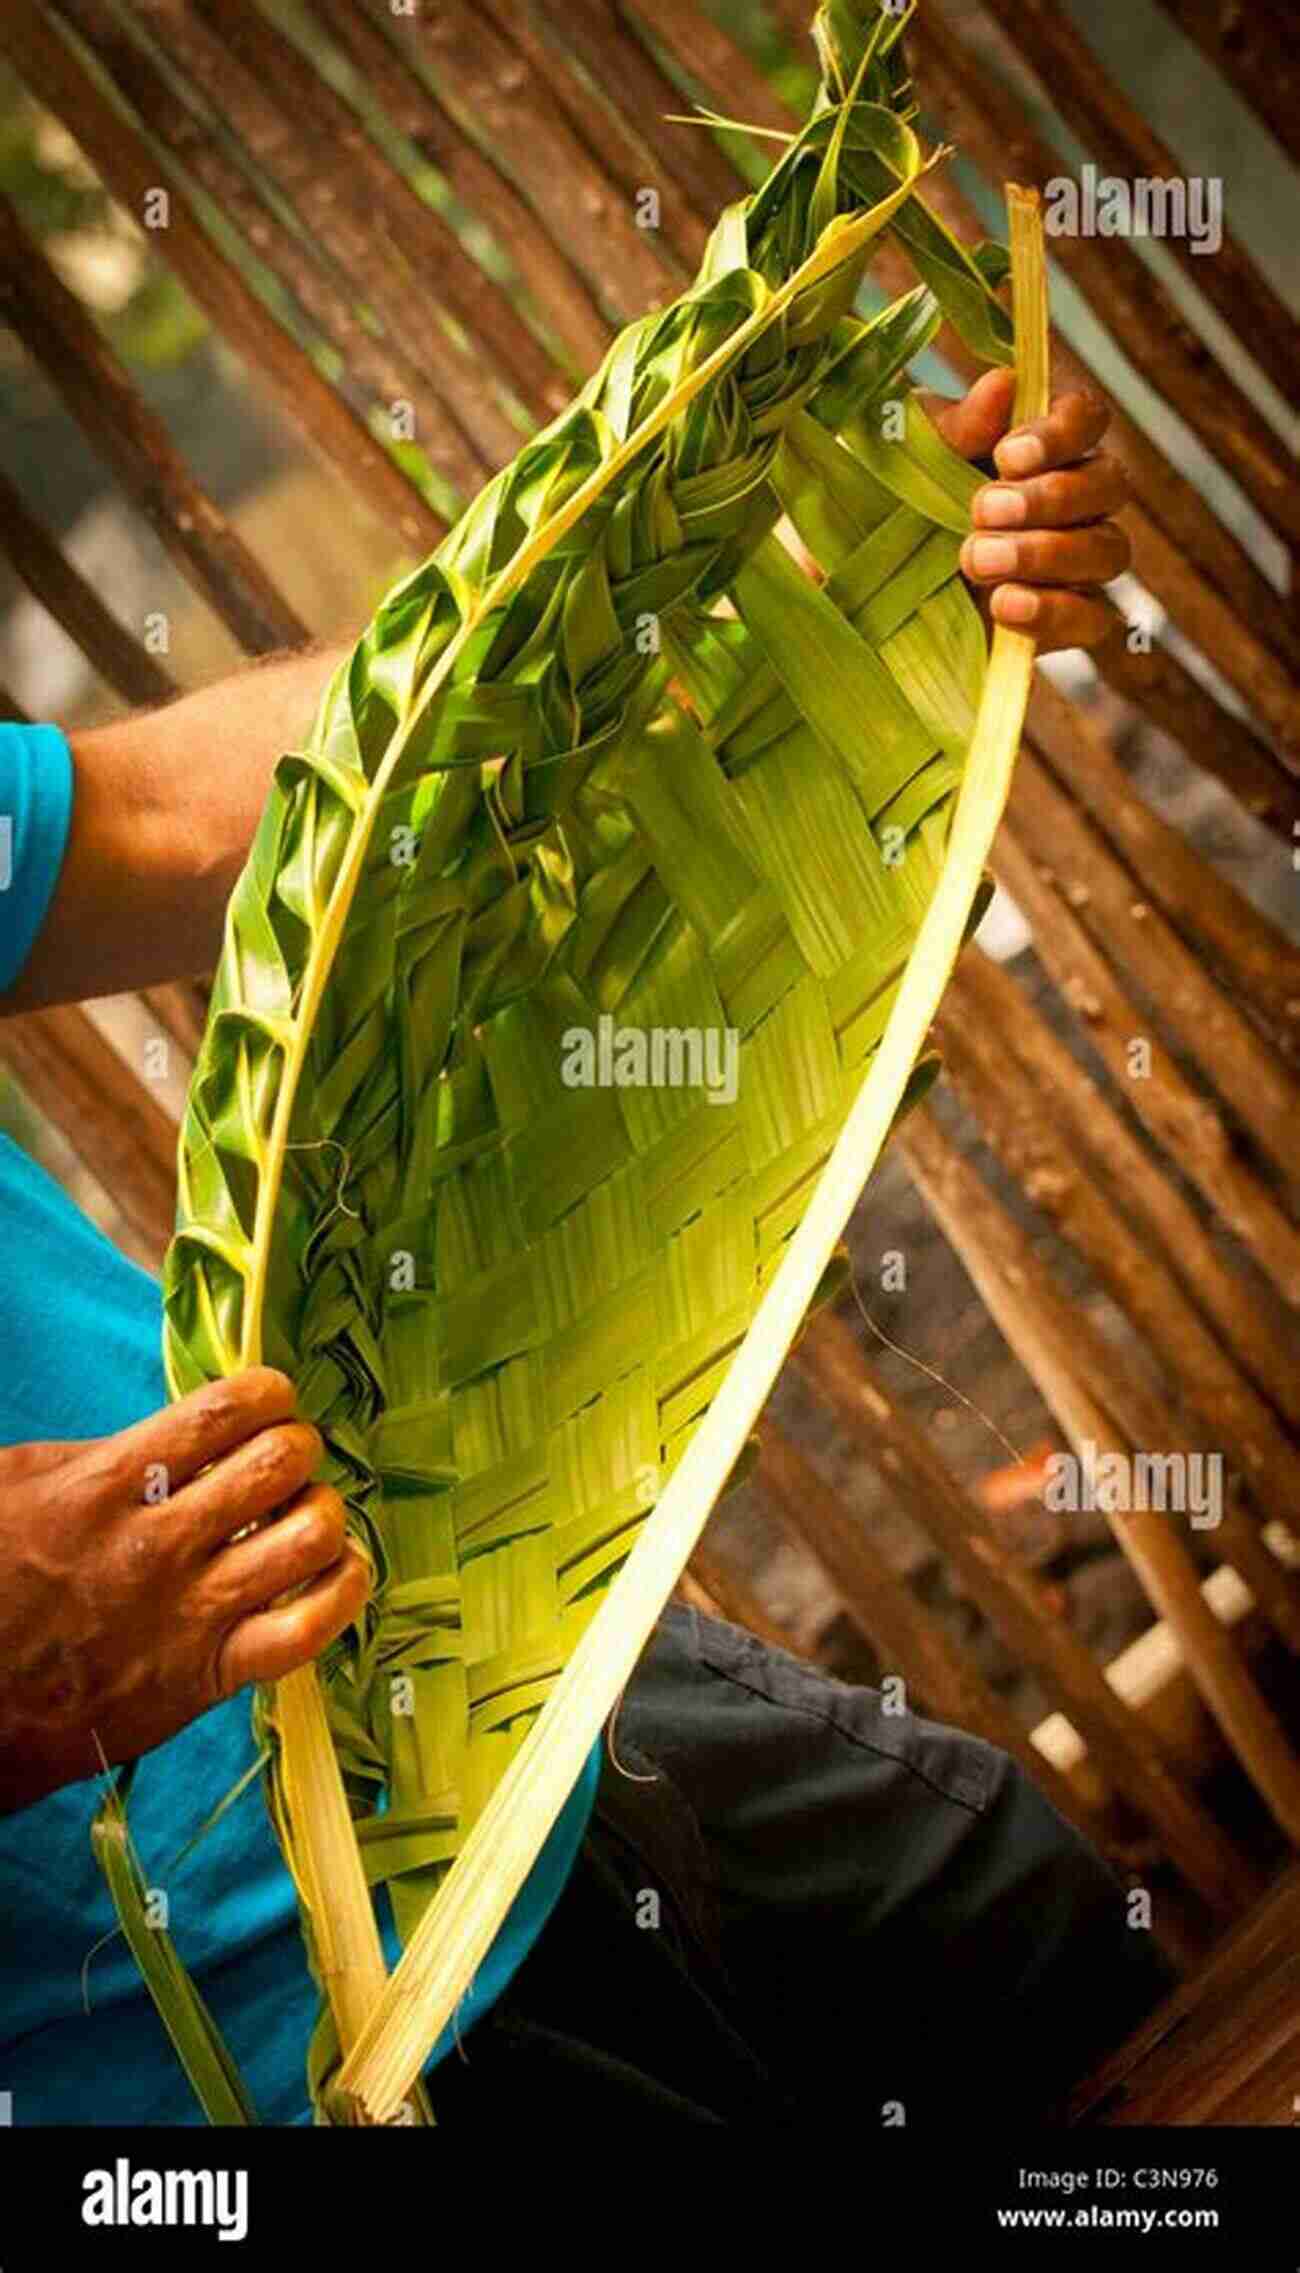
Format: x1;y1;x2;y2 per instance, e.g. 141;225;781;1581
156;1;1015;2101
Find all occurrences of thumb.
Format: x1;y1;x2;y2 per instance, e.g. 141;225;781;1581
916;367;1016;463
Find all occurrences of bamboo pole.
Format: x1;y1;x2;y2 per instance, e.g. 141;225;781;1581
50;0;474;514
1153;0;1300;169
979;0;1299;409
0;0;440;563
992;820;1300;1309
0;464;176;709
308;0;612;372
793;1312;1257;1918
907;6;1300;552
901;1108;1300;1852
937;954;1300;1644
1025;675;1300;1059
1009;752;1300;1194
757;1424;1108;1843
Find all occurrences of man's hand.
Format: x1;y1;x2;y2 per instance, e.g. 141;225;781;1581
924;369;1131;656
0;1368;370;1814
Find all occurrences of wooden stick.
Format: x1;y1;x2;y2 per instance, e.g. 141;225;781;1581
379;0;681;323
757;1424;1108;1842
686;1534;810;1657
0;190;306;656
141;982;209;1063
1153;0;1300;168
901;1109;1300;1851
763;0;818;62
1098;1955;1300;2124
50;0;472;514
938;953;1300;1646
309;0;612;372
794;1311;1256;1918
528;0;731;252
992;819;1300;1308
979;0;1300;409
965;935;1297;1435
0;1;439;566
907;6;1300;551
0;463;175;709
1026;676;1300;1059
1032;1547;1297;1787
0;1004;176;1261
1094;633;1300;838
1008;751;1300;1194
630;0;804;138
186;0;558;447
1070;1858;1300;2121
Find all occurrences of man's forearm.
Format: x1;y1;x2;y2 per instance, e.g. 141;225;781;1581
2;641;351;1014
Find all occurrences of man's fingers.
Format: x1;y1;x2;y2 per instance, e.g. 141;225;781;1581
987;585;1114;652
993;390;1109;478
959;524;1131;590
166;1418;325;1556
100;1368;298;1500
972;453;1130;531
200;1481;348;1618
216;1540;371;1694
920;366;1016;464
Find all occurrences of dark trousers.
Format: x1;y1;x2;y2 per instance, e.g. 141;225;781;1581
424;1603;1173;2125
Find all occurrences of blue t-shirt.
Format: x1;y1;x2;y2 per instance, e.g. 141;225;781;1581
0;720;600;2123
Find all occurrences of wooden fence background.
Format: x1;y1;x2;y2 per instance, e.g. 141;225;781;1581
0;0;1297;2011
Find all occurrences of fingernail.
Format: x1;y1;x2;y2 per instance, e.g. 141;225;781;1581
970;537;1018;577
996;587;1039;625
974;485;1028;528
999;433;1045;476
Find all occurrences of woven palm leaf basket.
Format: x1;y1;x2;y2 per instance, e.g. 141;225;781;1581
97;0;1048;2124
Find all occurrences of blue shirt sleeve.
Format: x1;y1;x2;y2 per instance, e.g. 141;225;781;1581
0;721;74;992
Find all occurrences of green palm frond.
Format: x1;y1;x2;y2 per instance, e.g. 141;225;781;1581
99;0;1045;2123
